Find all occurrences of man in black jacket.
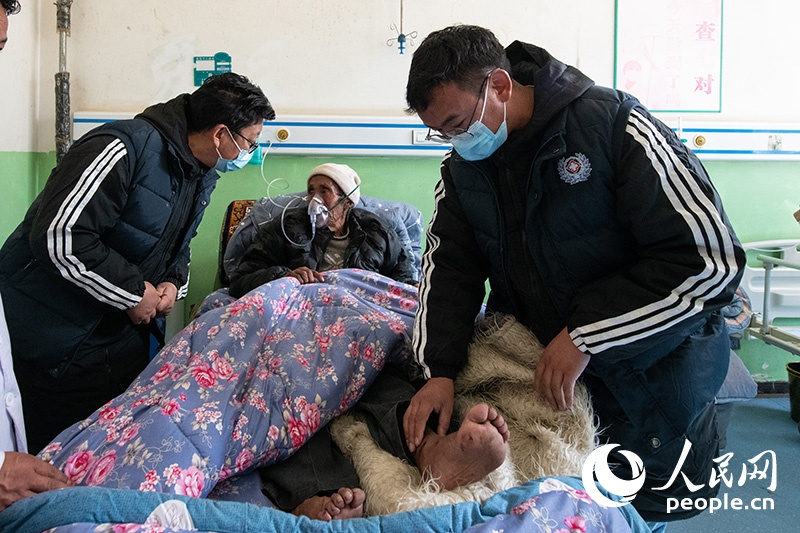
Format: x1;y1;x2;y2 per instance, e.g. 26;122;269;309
0;73;275;453
402;25;744;525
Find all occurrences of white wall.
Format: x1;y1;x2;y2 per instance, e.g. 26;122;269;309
63;1;614;113
2;0;800;153
1;0;49;152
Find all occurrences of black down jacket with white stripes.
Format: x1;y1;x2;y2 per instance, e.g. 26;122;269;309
413;42;745;460
0;95;219;375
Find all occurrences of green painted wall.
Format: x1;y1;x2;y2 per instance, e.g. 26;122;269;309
704;161;800;244
703;161;800;383
0;151;56;243
2;152;798;381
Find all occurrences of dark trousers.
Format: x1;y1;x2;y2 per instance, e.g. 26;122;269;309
260;365;419;510
587;372;722;523
623;402;721;523
15;320;150;454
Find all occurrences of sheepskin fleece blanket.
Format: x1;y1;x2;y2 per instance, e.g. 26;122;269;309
330;313;597;516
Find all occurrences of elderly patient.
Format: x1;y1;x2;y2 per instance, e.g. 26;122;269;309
228;163;417;297
228;164;510;521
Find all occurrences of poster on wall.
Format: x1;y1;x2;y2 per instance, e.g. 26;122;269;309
614;0;723;113
193;52;232;87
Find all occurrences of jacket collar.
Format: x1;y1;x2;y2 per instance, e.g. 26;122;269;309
505;41;594;137
136;94;208;177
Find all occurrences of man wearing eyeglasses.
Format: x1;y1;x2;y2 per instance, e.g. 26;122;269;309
403;25;745;525
0;73;275;453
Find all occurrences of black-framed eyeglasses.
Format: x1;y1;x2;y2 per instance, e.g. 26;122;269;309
227;127;260;154
425;75;489;143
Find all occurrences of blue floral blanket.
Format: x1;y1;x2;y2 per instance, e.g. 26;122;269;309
38;269;417;498
0;269;655;532
0;476;652;533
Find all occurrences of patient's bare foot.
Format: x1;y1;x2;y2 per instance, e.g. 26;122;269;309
292;487;365;521
414;403;509;490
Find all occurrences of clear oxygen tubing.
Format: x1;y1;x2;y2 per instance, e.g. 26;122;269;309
253;141;313;248
256;146;360;248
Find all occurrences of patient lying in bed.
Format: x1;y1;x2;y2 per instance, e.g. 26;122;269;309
8;286;616;532
225;164;508;520
38;269;509;519
39;271;414;496
38;164;511;522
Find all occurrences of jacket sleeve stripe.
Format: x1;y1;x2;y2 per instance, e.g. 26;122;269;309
177;268;190;300
412;160;448;379
46;138;142;310
570;110;740;353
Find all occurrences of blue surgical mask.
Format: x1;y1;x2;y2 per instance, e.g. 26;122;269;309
450;81;508;161
214;147;253;173
214;128;254;172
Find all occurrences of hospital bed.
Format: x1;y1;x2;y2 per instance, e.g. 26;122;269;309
709;239;800;445
0;193;651;533
741;239;800;356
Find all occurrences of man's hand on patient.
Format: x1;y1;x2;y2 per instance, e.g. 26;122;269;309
289;267;325;284
126;281;160;325
0;452;72;511
533;327;590;411
403;377;454;452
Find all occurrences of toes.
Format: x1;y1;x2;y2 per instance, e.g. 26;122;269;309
336;487;354;505
330;492;346;509
323;501;340;519
323;488;364;519
490;412;508;431
466;403;490;424
351;488;366;507
484;406;511;442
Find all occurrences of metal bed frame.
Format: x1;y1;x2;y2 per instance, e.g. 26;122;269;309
747;253;800;357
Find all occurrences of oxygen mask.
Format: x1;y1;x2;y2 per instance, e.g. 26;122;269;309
307;196;329;229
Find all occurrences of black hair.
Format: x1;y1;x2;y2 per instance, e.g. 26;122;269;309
187;72;276;133
2;0;21;15
406;25;511;113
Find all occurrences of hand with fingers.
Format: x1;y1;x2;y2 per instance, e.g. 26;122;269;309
533;327;590;411
125;281;160;325
155;282;178;317
288;267;325;284
402;377;454;452
0;452;73;511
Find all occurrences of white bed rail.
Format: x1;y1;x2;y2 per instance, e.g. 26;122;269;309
744;240;800;357
740;240;800;320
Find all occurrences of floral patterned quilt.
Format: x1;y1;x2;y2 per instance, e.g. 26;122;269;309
0;476;652;533
38;269;417;499
1;269;655;532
